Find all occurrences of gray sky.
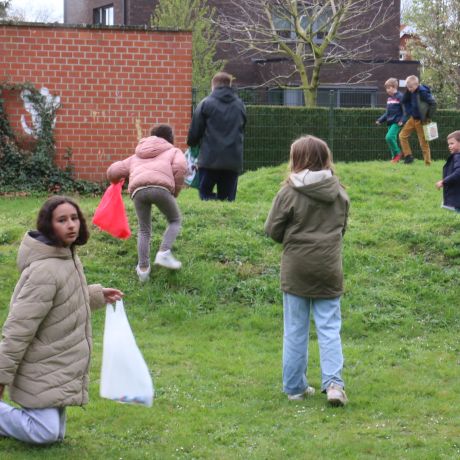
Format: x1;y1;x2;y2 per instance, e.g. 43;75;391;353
401;0;413;10
9;0;63;22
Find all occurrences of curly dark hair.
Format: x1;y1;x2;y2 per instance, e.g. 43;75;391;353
36;196;89;247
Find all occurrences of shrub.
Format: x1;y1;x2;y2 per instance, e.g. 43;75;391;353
244;105;460;169
0;83;103;194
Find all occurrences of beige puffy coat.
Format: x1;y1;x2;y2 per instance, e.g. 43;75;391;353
0;232;105;408
107;136;187;197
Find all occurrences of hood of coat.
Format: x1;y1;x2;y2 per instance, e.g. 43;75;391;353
211;86;238;104
135;136;174;159
418;84;432;94
17;231;73;272
289;169;340;203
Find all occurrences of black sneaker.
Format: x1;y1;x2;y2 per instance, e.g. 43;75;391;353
404;155;414;164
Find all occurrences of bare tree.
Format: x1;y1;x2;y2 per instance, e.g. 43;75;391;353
151;0;224;91
4;3;61;23
218;0;398;106
0;1;11;19
404;0;460;108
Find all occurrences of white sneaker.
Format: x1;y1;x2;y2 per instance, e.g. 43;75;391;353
288;386;315;401
154;250;182;270
326;383;348;406
136;264;151;282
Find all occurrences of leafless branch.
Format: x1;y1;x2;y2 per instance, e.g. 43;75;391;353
215;0;398;105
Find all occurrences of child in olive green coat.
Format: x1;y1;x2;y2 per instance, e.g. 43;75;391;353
265;135;349;406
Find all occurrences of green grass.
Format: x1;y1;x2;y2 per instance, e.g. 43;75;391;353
0;160;459;459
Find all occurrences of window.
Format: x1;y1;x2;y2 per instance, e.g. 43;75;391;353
273;5;331;44
317;87;378;108
267;88;284;106
93;4;114;25
284;88;304;106
273;15;296;41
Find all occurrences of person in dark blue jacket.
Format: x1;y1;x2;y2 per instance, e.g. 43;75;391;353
376;78;404;163
436;130;460;212
399;75;436;165
187;72;246;201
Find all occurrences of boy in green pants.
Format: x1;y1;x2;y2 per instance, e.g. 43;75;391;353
376;78;404;163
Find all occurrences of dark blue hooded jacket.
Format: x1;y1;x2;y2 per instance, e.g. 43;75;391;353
402;84;436;123
442;152;460;208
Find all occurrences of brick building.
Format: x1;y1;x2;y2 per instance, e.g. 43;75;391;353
64;0;419;107
0;23;192;182
400;25;420;61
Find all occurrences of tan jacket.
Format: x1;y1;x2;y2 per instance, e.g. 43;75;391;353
265;173;349;298
107;136;187;197
0;232;105;408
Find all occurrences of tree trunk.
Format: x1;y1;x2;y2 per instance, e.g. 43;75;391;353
303;87;316;107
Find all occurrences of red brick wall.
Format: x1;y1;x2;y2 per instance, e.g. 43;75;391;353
0;24;192;182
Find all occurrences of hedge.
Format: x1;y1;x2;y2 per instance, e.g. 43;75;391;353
243;106;460;170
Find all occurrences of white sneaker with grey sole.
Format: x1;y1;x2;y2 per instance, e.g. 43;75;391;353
154;250;182;270
287;386;315;401
136;265;151;282
326;383;348;406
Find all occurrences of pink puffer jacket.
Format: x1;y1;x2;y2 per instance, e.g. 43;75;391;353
107;136;187;196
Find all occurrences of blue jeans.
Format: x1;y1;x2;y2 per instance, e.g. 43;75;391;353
283;292;344;395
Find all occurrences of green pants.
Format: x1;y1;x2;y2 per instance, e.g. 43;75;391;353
385;124;402;158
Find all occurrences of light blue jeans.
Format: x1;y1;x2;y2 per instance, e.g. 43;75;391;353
283;292;345;395
0;401;66;444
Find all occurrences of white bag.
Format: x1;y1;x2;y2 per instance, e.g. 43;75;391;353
423;121;439;141
184;147;199;188
100;300;154;407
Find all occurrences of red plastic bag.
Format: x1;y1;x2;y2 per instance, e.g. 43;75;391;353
93;180;131;239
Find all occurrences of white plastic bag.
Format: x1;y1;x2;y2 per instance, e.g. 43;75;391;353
423;122;439;141
100;300;154;407
184;147;199;188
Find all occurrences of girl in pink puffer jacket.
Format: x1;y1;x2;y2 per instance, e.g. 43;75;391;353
107;125;187;281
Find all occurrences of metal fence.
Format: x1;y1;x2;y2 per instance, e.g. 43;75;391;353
192;86;390;110
192;87;460;170
244;106;460;170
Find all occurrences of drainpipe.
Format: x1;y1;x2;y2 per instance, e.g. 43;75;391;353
122;0;126;25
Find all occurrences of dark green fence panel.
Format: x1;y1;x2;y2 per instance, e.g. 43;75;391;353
243;106;460;170
244;106;329;170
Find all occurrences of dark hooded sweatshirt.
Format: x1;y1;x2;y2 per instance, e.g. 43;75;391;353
187;86;246;173
265;174;349;298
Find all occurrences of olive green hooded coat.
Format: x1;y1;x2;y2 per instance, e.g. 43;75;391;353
265;172;349;298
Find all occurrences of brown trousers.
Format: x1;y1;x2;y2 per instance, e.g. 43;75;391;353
399;117;431;165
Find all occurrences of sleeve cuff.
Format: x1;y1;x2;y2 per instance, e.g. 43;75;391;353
88;284;105;310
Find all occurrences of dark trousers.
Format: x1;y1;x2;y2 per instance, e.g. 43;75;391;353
198;168;238;201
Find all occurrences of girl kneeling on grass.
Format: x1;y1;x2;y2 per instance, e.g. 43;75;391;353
265;135;350;406
0;196;123;444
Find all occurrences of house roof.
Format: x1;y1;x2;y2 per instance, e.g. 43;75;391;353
400;24;416;38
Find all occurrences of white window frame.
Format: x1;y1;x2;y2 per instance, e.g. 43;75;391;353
93;4;114;26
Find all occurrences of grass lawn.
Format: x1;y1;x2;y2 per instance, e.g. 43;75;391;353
0;160;459;459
